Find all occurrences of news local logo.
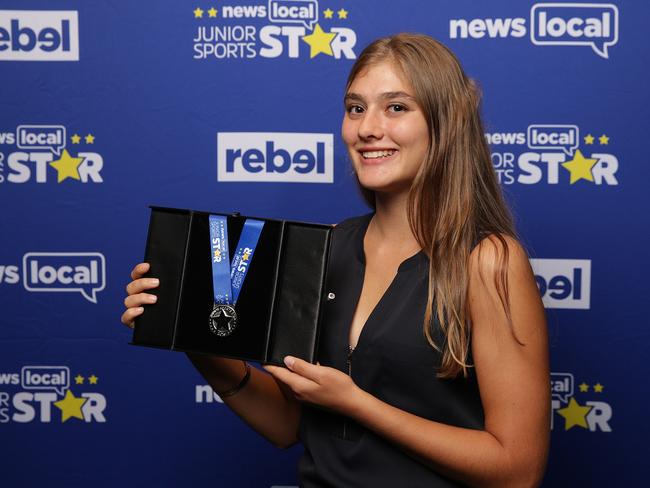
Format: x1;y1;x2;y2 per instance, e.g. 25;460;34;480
0;124;104;184
21;366;69;396
192;0;357;60
0;252;105;303
527;125;578;156
0;365;107;424
530;258;590;309
0;10;79;61
487;123;619;186
449;3;618;59
217;132;333;183
269;0;319;29
24;253;105;303
551;372;612;432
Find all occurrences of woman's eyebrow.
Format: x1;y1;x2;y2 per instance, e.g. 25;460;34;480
344;92;364;103
344;91;416;102
379;91;416;101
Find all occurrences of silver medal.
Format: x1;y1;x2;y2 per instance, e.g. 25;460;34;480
209;304;238;337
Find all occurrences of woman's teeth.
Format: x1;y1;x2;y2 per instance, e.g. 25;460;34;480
361;150;396;159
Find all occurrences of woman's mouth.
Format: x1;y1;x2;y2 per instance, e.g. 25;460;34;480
359;149;398;162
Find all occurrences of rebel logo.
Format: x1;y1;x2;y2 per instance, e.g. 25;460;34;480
530;258;591;309
217;132;333;183
0;10;79;61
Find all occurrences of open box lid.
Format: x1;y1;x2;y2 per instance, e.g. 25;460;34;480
132;206;332;365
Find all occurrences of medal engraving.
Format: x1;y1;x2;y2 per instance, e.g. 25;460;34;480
209;304;238;337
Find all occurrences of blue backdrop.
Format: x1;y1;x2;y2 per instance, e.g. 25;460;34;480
1;1;648;486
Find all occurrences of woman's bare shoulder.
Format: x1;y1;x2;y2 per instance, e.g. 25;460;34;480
469;233;529;280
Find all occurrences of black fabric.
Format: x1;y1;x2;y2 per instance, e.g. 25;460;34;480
298;214;484;488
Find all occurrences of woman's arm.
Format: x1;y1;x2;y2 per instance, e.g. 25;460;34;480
266;235;550;487
187;354;302;448
122;262;302;449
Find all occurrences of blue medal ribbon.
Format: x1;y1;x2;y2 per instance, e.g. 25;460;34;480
209;215;264;307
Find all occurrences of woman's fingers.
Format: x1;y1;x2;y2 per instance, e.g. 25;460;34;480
122;263;157;329
130;262;150;281
125;277;159;295
264;365;316;400
123;292;157;309
120;306;144;328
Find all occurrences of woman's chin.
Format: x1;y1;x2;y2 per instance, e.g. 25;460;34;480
357;178;410;196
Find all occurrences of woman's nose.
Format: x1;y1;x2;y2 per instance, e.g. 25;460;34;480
358;108;383;140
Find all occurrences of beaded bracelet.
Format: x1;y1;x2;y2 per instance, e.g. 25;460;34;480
216;361;251;399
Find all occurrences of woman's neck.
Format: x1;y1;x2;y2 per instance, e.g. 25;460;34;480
369;191;421;254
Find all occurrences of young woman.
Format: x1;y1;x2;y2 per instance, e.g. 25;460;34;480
122;34;550;487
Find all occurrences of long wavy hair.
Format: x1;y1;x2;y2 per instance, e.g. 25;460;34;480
346;34;517;378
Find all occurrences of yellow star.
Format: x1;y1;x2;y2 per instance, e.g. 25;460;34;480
85;133;95;144
594;383;604;393
557;397;592;431
301;24;336;58
208;7;218;18
242;251;251;261
88;375;98;385
579;382;589;392
49;149;84;183
323;8;334;19
213;249;221;259
584;134;594;145
337;8;348;19
54;389;87;423
71;134;81;144
599;134;609;145
193;7;204;18
562;149;598;184
75;374;85;385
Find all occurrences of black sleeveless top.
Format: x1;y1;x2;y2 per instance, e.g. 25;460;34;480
298;214;484;487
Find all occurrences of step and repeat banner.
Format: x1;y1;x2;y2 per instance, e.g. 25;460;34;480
1;1;648;486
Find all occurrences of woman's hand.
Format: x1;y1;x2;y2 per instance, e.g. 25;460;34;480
120;262;302;448
120;262;159;328
264;357;362;413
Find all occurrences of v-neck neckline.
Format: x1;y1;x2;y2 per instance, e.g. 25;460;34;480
348;213;426;352
354;213;426;271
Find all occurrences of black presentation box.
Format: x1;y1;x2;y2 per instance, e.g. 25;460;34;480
132;206;332;365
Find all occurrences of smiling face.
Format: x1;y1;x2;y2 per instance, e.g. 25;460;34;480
342;60;430;196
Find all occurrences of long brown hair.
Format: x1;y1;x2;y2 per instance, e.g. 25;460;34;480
346;33;516;378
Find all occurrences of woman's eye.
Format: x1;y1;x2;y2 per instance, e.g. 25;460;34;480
388;104;406;113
